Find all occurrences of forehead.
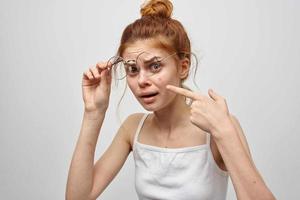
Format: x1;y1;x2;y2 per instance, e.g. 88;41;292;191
122;39;170;59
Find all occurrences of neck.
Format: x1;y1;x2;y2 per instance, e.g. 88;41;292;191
151;95;191;133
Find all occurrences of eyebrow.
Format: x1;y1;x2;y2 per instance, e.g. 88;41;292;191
144;56;161;64
124;56;163;64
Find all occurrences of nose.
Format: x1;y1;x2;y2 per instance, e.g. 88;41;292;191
137;71;151;88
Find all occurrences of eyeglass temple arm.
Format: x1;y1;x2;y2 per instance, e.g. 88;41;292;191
105;57;124;70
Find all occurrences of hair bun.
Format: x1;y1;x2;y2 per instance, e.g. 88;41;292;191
140;0;173;18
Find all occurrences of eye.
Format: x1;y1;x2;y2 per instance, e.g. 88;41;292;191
125;63;139;75
149;62;161;72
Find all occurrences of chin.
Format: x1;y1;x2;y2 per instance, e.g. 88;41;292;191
136;99;155;111
140;104;158;112
139;101;168;112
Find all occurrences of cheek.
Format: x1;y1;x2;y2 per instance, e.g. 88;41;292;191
155;72;180;86
157;77;163;83
154;76;168;86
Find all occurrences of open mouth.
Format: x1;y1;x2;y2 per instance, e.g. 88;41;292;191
140;92;159;98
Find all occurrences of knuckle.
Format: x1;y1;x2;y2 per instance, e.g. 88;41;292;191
190;109;196;115
191;101;197;107
190;115;194;122
191;101;200;108
191;102;195;108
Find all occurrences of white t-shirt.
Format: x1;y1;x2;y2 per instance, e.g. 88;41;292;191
132;113;229;200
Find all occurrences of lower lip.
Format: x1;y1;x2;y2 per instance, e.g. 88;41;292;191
140;94;158;104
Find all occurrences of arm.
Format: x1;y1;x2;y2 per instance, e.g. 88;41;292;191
228;115;260;172
66;112;139;200
218;114;258;171
212;115;276;200
88;113;141;199
66;61;136;200
65;111;106;200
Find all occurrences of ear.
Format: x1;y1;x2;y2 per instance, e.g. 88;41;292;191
178;58;190;80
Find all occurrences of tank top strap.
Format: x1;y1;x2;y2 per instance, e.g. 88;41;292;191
133;113;149;150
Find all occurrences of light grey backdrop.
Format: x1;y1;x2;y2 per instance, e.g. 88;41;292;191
1;0;299;199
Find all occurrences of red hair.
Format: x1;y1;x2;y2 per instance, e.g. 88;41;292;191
117;0;191;61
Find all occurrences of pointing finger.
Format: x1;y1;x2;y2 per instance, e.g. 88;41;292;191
166;85;201;100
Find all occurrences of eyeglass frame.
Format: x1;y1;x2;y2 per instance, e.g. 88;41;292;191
106;51;179;80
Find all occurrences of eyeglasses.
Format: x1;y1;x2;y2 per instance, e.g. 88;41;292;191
106;51;178;80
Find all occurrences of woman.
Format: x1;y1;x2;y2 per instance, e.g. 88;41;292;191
66;0;276;199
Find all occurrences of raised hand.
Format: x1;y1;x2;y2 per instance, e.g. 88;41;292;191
166;85;233;137
82;61;112;113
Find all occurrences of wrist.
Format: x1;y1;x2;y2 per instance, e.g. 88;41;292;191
211;118;237;141
83;109;106;120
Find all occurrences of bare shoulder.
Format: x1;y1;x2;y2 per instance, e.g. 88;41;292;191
119;113;145;150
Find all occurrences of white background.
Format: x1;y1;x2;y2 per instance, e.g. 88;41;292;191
0;0;299;199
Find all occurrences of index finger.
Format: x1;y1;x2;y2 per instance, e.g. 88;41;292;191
96;61;113;71
166;85;201;100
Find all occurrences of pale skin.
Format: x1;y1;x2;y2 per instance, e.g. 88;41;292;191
66;39;276;200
